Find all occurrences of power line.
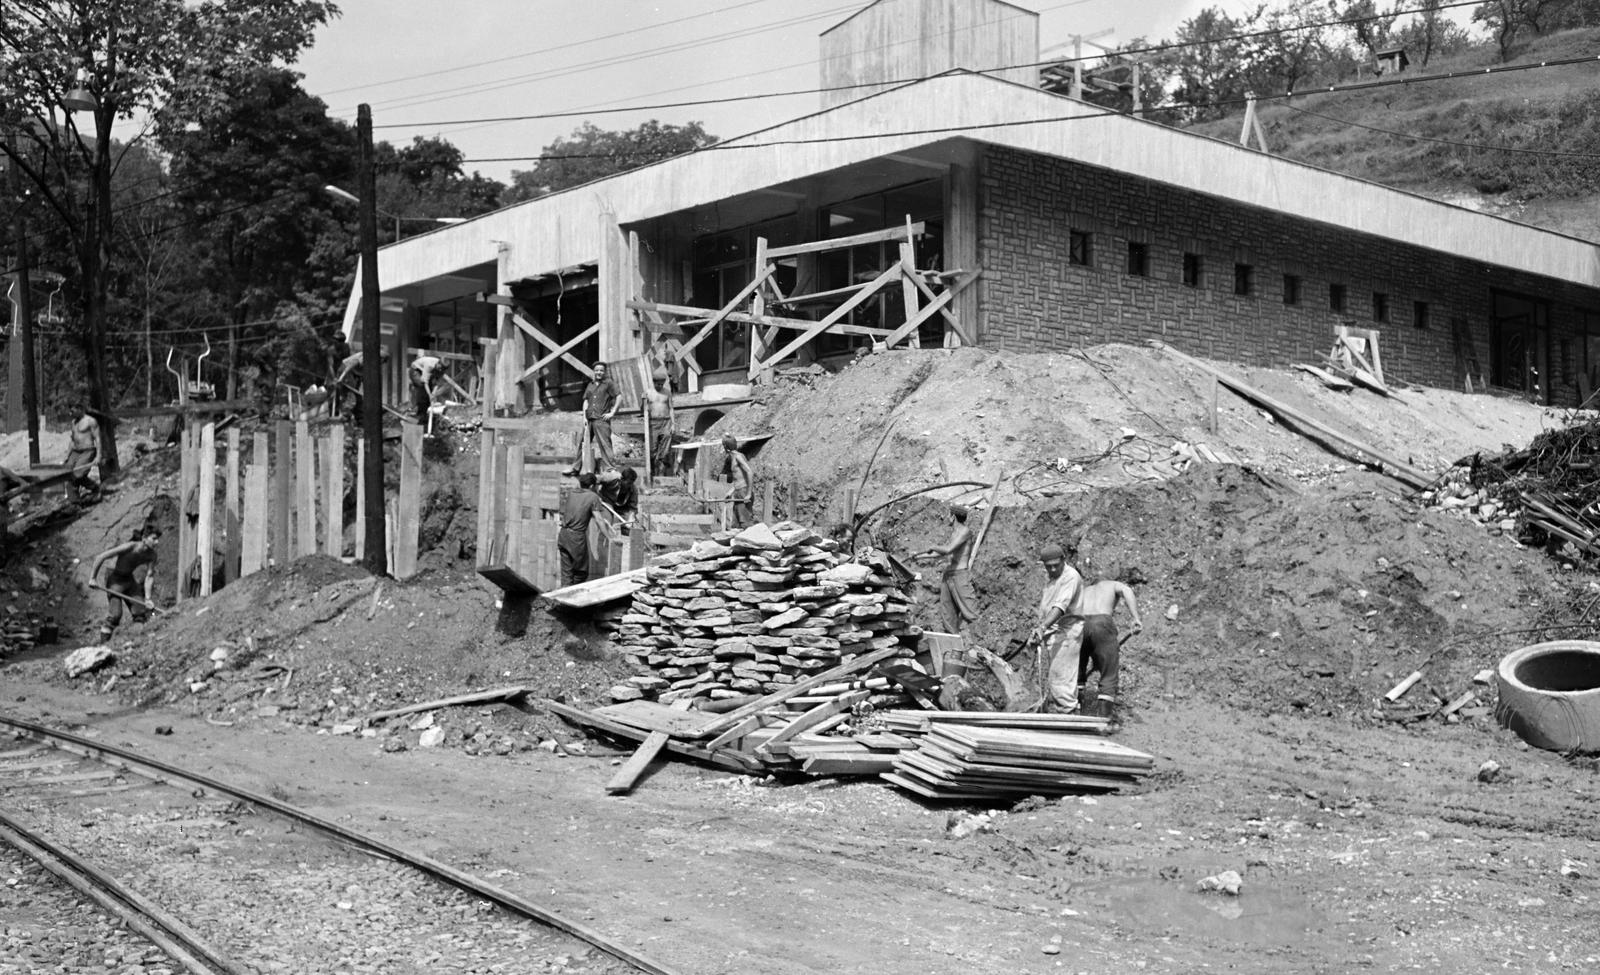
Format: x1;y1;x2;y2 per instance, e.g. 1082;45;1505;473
316;0;793;98
454;53;1600;165
364;0;1476;133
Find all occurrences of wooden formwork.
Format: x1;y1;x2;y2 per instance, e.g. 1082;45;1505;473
173;418;422;599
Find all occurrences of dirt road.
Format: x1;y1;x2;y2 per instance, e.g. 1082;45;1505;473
4;678;1593;975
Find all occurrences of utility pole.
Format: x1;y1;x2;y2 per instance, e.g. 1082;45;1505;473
357;104;387;575
6;131;40;465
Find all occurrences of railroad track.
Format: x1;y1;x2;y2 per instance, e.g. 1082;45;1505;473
0;713;679;975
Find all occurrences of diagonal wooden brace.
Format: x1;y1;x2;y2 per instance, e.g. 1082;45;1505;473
675;265;775;364
517;321;601;383
749;262;902;379
512;312;595;381
879;269;982;349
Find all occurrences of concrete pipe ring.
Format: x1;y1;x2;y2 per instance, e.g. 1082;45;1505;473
1495;640;1600;753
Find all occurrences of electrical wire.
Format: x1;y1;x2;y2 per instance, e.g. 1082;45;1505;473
361;0;1476;132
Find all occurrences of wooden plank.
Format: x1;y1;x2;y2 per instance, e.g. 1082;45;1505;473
627;300;894;340
176;426;194;601
690;645;904;740
510;312;594;380
362;685;528;726
965;471;1004;571
1151;341;1430;489
354;438;366;562
542;567;649;610
223;428;240;585
196;422;216;597
542;700;762;774
395;422;423;579
673;266;775;364
325;425;345;558
1384;670;1423;702
605;731;672;795
755;690;870;759
505;444;525;577
295;419;316;558
704;713;776;751
898;239;921;348
517;322;602;383
766;221;924;259
878;269;980;349
595;700;715;737
801;753;897;776
476;563;540;594
240;434;268;577
1295;363;1355;391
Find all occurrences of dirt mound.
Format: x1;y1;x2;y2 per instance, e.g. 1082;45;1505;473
879;464;1569;720
725;344;1551;522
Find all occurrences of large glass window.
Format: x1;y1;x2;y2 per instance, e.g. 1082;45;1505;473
814;180;945;356
689;215;799;373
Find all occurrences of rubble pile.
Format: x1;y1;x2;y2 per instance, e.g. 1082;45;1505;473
1429;417;1600;555
609;521;923;704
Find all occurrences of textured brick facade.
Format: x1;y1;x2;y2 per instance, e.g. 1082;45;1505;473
977;145;1600;404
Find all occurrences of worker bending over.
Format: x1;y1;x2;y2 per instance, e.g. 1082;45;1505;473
1076;577;1143;721
89;526;162;642
1031;542;1086;713
916;504;977;634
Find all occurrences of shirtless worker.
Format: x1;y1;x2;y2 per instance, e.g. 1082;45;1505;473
89;526;162;642
64;402;101;502
721;434;754;529
644;371;675;477
915;504;977;634
1030;542;1087;713
557;472;602;586
1076;577;1143;721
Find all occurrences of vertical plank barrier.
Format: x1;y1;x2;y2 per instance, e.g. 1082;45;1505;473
395;422;423;578
504;444;525;577
223;428;241;584
326;425;346;558
475;344;498;568
241;433;268;576
176;426;195;601
354;438;366;562
489;443;509;567
295;419;316;558
197;421;216;597
272;420;291;566
385;498;397;577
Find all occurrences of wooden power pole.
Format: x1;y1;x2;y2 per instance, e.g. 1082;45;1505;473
6;131;40;465
357;104;387;574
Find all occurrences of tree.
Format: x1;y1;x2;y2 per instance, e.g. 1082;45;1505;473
0;0;337;478
1166;7;1258;122
1472;0;1582;58
505;120;717;202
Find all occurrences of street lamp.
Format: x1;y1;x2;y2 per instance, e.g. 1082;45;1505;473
323;184;465;241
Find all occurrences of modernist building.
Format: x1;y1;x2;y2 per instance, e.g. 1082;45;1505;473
343;0;1600;410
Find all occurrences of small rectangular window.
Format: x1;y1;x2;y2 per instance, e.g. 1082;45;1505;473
1413;300;1430;330
1373;291;1390;323
1069;230;1093;267
1282;274;1302;306
1329;283;1347;312
1126;241;1149;277
1234;263;1254;296
1182;252;1203;288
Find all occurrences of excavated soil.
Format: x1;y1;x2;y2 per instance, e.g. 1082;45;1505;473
3;344;1598;974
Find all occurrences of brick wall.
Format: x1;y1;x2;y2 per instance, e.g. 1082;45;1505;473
976;145;1600;405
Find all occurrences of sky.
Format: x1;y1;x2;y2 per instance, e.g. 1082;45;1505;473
292;0;1235;185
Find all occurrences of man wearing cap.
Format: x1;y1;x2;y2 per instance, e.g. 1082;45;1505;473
1031;542;1087;713
916;504;977;633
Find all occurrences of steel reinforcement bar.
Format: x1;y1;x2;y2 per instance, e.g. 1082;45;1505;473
0;713;683;975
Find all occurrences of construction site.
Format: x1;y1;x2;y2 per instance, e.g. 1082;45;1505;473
5;1;1600;972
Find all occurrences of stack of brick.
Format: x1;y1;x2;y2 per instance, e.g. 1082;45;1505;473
608;521;922;704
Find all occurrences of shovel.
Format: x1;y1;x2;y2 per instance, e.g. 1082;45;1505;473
88;582;170;617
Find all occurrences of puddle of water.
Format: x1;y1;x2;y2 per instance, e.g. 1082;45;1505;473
1070;878;1325;946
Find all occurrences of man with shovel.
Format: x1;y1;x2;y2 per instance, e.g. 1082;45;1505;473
1032;542;1087;714
88;526;163;642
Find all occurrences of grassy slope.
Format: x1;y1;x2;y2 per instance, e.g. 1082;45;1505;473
1184;27;1600;241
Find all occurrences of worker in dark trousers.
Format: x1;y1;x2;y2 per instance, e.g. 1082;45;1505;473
88;526;162;642
721;434;755;528
915;504;977;634
558;472;601;586
1076;577;1143;721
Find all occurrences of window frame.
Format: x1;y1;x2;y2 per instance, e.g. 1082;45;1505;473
1282;274;1302;306
1126;241;1149;278
1182;252;1203;288
1373;291;1390;323
1234;263;1254;297
1069;229;1094;268
1329;282;1347;313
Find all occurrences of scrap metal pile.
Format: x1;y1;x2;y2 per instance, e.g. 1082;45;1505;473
1430;418;1600;556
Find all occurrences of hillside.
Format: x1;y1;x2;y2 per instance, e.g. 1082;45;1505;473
1188;26;1600;242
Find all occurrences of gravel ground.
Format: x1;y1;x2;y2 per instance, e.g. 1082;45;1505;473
2;756;639;975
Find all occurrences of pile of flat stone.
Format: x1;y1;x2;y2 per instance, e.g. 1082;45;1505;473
608;521;921;704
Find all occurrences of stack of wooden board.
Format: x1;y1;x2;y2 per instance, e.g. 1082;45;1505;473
883;722;1154;800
